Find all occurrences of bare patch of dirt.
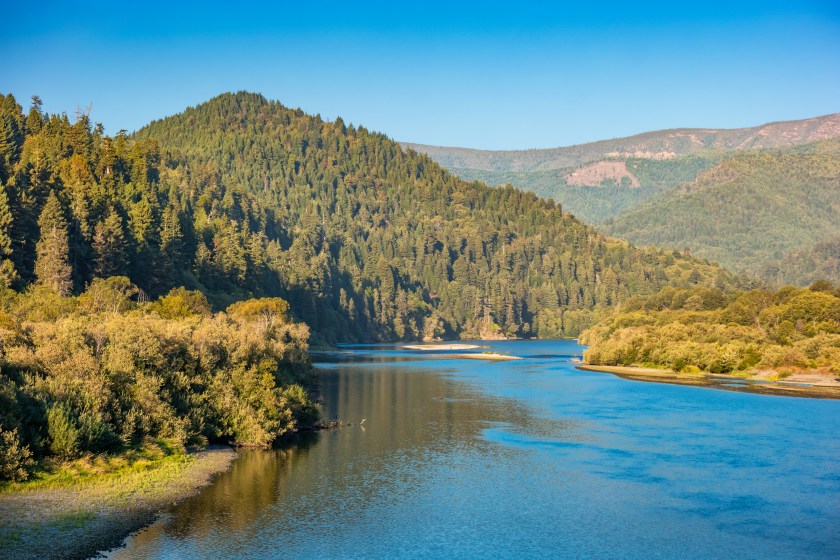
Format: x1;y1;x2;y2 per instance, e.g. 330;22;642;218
565;161;640;188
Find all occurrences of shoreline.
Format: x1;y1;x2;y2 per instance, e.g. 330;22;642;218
0;446;238;560
577;364;840;400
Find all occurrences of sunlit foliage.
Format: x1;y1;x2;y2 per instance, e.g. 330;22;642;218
0;280;316;481
581;282;840;375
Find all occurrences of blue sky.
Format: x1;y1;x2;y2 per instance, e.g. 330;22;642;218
1;1;839;149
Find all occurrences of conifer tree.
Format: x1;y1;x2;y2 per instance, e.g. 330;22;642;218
0;185;18;287
35;191;73;295
159;203;184;268
25;95;43;135
92;207;128;278
0;95;23;185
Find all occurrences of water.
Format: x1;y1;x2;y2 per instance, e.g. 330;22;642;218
105;340;840;559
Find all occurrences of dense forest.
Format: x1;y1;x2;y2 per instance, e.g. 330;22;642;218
603;140;840;284
766;236;840;288
580;282;840;376
0;91;746;343
132;92;743;341
0;279;317;482
449;154;719;223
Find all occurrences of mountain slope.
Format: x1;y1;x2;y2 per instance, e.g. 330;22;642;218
0;91;742;343
132;92;742;340
403;113;840;173
602;139;840;283
765;236;840;287
404;113;840;224
447;153;720;223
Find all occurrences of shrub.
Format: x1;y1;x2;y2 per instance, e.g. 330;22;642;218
47;404;80;459
0;426;33;482
151;287;212;319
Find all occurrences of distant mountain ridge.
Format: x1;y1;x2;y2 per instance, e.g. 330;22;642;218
404;112;840;287
602;139;840;284
402;112;840;172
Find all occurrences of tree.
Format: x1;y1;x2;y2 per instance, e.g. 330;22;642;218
159;202;184;268
35;192;73;296
25;95;43;135
152;287;211;319
227;297;291;331
47;404;79;459
0;185;18;287
78;276;138;314
92;207;128;277
0;427;33;482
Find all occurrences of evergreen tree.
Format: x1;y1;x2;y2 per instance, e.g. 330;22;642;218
159;202;184;271
25;95;43;135
92;207;128;278
0;185;17;287
35;191;73;295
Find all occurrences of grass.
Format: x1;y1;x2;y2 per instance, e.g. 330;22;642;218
0;530;22;547
0;442;237;560
768;370;793;382
0;439;192;495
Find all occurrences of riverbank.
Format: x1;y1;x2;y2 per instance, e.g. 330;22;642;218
0;445;237;560
577;364;840;399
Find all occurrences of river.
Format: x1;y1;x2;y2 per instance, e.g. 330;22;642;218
104;340;840;559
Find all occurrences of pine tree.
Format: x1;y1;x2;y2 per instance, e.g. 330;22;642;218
0;95;24;185
159;203;183;268
25;95;43;136
92;207;128;278
0;185;18;287
35;192;73;295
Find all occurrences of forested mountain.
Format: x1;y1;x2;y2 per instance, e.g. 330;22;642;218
602;140;840;284
404;113;840;224
767;237;840;287
446;154;720;223
0;92;741;343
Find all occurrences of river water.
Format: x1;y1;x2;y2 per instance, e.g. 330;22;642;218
104;340;840;559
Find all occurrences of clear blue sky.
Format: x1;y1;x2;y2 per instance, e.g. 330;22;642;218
2;1;839;149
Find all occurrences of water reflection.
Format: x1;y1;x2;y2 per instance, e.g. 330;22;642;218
106;341;840;560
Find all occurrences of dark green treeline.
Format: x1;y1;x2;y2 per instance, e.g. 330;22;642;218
1;92;741;342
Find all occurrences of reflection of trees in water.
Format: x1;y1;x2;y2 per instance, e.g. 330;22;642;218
148;362;585;546
165;439;318;540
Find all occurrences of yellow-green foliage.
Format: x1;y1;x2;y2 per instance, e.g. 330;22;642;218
0;438;186;493
0;280;317;481
580;282;840;375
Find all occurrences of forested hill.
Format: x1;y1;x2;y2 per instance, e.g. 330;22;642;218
602;139;840;284
0;92;740;342
403;113;840;225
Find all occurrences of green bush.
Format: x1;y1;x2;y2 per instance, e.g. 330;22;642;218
0;426;33;482
47;405;80;459
582;284;840;376
0;280;317;481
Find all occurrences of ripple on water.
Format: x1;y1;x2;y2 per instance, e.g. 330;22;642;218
105;340;840;560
